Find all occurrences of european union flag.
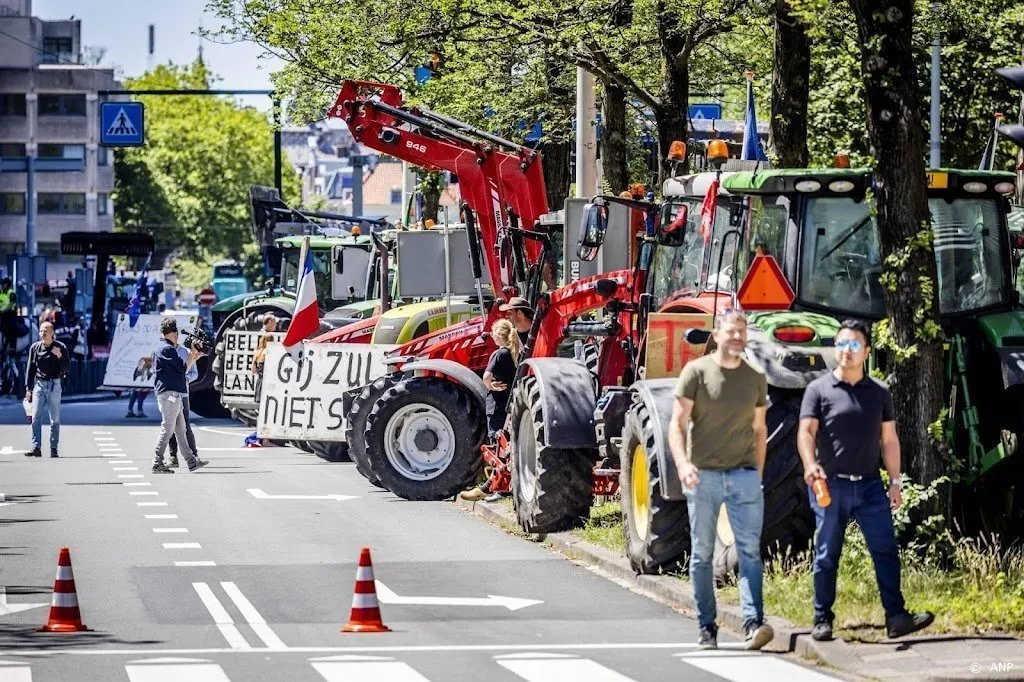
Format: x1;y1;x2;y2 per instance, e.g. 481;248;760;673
741;78;768;162
126;252;152;328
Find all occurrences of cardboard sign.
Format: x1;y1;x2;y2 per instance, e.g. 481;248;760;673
219;330;285;404
103;313;199;389
644;313;713;380
256;342;398;440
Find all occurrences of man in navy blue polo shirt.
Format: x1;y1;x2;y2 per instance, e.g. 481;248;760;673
797;319;934;641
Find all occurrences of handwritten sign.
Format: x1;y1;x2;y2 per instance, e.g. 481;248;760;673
220;330;284;404
256;342;397;440
103;313;199;388
644;313;713;380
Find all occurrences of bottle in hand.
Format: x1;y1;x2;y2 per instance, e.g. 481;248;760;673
812;478;831;508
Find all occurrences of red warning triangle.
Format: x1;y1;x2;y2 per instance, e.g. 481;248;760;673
737;254;795;311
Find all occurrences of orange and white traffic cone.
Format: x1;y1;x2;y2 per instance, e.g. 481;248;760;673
341;547;390;633
38;547;90;632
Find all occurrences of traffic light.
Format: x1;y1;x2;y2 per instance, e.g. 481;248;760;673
996;67;1024;150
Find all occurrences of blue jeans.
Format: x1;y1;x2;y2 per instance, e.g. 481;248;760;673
809;477;907;623
684;467;764;630
31;379;62;451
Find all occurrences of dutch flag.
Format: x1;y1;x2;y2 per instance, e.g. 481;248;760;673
282;246;320;351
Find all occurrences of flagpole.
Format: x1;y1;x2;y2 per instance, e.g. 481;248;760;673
297;236;310;291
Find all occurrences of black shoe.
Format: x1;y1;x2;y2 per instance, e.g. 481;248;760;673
697;625;718;650
886;611;935;639
811;620;833;641
745;620;774;650
50;450;58;458
125;412;136;419
169;456;179;468
188;459;208;472
25;447;41;457
152;463;175;474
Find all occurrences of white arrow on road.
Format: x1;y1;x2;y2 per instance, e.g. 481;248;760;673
0;587;48;617
0;446;26;456
374;580;543;611
247;488;357;502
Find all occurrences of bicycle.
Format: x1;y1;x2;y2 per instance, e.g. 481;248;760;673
0;344;22;397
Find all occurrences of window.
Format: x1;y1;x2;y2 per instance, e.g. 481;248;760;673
38;193;86;214
38;94;86;116
735;196;788;277
37;143;85;160
650;199;707;309
0;94;27;116
0;143;26;158
97;193;108;216
41;37;74;63
97;145;109;166
389;187;402;204
1;193;26;215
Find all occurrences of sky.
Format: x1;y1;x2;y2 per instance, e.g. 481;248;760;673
33;0;280;111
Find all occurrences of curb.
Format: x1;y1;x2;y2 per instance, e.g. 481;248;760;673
455;496;812;655
63;392;119;404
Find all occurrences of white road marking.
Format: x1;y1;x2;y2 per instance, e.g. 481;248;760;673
118;474;144;479
197;447;270;452
675;651;838;681
220;582;287;650
0;447;27;456
0;662;31;681
125;482;152;487
130;491;159;496
163;543;201;549
94;437;116;441
92;431;112;434
145;515;178;520
103;454;125;458
311;656;428;681
175;561;216;567
153;528;189;534
247;488;357;502
497;653;637;681
374;581;542;611
127;661;231;682
191;583;250;651
0;586;48;616
197;426;249;436
136;502;168;507
114;467;139;471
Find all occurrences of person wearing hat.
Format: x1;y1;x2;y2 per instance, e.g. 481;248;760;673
151;317;208;474
498;296;534;346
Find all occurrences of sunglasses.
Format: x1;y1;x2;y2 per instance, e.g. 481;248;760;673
835;339;864;352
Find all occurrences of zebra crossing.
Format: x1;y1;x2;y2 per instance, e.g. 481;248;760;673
0;648;840;682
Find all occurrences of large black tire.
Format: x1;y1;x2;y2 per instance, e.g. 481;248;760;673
309;439;351;463
620;401;690;573
510;376;597;534
188;387;230;419
213;308;292;427
293;440;314;453
713;392;813;583
346;376;393;486
363;377;485;500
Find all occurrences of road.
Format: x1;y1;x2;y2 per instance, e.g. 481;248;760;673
0;398;841;681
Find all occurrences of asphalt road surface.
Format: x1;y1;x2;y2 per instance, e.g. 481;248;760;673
0;397;841;681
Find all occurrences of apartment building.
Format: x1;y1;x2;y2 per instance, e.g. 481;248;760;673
0;0;117;279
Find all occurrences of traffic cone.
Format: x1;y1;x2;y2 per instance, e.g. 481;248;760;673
341;547;390;633
38;547;90;632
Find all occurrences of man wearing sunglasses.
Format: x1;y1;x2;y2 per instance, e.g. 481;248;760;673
797;319;934;642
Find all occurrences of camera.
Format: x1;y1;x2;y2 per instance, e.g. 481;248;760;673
182;327;213;355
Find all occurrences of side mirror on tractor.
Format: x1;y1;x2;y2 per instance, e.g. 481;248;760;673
658;203;689;247
577;201;609;262
333;245;345;274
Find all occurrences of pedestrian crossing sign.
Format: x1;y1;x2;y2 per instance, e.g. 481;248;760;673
100;102;145;147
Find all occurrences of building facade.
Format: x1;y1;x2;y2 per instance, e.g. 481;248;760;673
0;0;117;279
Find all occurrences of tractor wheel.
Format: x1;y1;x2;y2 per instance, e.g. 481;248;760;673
213;308;292;427
346;375;394;486
510;376;596;534
620;401;690;573
363;376;485;500
309;439;350;463
293;440;314;454
713;393;813;583
187;388;230;419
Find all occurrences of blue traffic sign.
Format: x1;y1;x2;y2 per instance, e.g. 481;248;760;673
100;102;145;147
688;103;722;121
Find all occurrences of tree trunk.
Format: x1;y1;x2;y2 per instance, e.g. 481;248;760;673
847;0;946;491
770;0;810;167
416;169;442;223
542;140;572;210
654;55;689;184
601;80;629;195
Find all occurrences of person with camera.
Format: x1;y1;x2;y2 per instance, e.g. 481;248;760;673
152;317;207;473
166;333;201;468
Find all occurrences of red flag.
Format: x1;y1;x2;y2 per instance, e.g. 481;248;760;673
700;176;720;243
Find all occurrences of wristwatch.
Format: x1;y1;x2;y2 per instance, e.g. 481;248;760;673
889;476;902;489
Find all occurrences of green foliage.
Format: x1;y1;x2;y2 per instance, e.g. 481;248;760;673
113;60;298;259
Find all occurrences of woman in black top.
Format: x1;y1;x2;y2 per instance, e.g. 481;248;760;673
461;319;522;502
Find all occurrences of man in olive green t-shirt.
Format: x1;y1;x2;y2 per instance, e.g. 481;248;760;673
668;308;772;650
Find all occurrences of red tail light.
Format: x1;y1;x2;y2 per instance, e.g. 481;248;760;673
774;326;815;343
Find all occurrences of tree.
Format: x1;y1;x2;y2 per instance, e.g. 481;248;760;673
769;0;810;166
112;60;298;260
846;0;945;491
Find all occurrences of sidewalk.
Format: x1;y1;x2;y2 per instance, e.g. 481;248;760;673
455;497;1024;682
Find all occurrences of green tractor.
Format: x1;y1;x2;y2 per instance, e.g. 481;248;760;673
608;166;1023;577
